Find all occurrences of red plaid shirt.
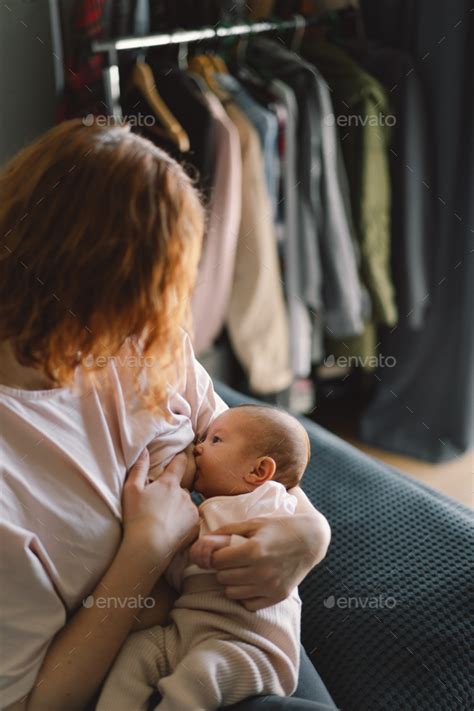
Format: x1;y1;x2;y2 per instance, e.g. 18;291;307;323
62;0;110;120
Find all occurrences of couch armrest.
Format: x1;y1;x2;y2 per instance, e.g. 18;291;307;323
215;381;472;711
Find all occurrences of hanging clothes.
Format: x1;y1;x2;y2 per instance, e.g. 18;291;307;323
216;73;280;217
363;46;431;329
270;78;313;378
224;103;292;394
191;92;242;354
124;62;216;195
302;39;397;328
247;38;369;362
249;0;276;18
300;39;397;371
150;0;246;27
359;0;474;461
64;0;112;119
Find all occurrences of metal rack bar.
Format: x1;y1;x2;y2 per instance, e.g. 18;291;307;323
92;17;319;54
91;16;321;118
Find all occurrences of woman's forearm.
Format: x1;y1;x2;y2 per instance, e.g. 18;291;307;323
22;541;166;711
130;578;178;632
290;485;332;566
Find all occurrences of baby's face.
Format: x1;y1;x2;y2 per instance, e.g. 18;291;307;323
193;409;257;498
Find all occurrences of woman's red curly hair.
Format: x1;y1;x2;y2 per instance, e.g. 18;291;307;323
0;119;204;412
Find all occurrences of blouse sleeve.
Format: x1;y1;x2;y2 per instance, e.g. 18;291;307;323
178;331;228;439
0;522;66;706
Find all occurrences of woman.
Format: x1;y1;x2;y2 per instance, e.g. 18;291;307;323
0;120;334;710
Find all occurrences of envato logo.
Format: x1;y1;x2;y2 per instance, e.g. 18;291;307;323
324;112;396;128
83;595;156;609
82;113;157;128
323;594;397;610
82;353;157;369
323;354;397;368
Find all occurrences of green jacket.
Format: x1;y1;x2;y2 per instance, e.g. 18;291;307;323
303;41;398;368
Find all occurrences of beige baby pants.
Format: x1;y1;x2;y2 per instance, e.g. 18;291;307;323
96;582;301;711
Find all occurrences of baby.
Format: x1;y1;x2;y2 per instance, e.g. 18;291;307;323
97;405;311;711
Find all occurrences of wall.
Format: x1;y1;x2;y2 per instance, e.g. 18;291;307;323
0;0;69;166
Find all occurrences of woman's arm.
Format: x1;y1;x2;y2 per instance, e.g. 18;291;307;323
211;486;331;611
130;578;178;632
14;538;166;711
6;451;199;711
290;485;332;565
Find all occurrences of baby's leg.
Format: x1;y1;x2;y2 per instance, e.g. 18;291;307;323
96;626;173;711
155;637;293;711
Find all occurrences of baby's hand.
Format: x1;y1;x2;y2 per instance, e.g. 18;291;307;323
189;535;232;569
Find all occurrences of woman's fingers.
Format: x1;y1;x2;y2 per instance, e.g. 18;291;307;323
212;540;256;569
223;585;258;600
159;452;188;484
212;520;259;538
215;567;251;586
125;448;149;489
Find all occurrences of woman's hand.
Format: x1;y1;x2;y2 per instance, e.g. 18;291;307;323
211;511;331;611
180;443;197;490
122;449;200;564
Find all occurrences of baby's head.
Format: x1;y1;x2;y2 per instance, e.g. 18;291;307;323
193;405;311;498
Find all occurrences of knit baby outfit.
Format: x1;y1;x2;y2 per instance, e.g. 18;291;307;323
96;481;301;710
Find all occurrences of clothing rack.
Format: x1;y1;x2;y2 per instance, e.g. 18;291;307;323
91;16;322;118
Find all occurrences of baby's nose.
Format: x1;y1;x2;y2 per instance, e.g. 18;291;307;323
194;442;203;456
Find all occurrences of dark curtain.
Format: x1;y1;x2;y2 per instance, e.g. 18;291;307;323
358;0;474;461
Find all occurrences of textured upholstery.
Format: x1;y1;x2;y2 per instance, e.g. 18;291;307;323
216;381;472;711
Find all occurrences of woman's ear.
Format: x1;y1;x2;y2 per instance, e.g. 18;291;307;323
244;456;276;485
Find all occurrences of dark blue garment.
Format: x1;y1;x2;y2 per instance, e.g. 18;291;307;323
359;0;474;461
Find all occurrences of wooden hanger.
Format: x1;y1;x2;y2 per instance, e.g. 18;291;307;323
188;55;232;103
208;53;229;75
132;60;190;152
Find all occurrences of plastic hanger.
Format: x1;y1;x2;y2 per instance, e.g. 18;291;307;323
290;13;306;53
230;32;269;95
177;41;189;71
132;59;190;152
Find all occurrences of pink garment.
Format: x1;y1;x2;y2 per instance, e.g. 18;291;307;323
96;586;301;711
166;481;298;588
191;92;242;354
0;331;227;707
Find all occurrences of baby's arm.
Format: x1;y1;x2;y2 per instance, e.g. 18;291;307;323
189;535;232;569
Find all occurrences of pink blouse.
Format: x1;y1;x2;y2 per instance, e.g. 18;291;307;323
0;331;227;705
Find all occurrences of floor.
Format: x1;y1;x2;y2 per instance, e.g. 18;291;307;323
308;373;473;509
345;435;474;509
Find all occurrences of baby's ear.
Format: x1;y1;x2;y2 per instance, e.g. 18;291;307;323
254;456;276;481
